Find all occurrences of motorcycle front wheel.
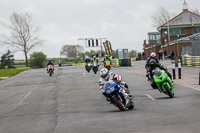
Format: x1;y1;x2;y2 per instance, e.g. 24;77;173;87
128;101;134;110
164;84;174;98
112;94;126;111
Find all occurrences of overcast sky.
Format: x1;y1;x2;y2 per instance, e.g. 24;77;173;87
0;0;199;59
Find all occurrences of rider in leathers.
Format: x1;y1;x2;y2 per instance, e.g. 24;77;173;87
98;68;132;98
46;60;54;73
85;57;91;64
148;59;172;88
92;56;99;68
145;52;160;80
103;55;111;66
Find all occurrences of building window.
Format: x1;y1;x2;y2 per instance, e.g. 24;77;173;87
149;34;156;40
156;34;160;43
149;34;160;42
193;27;200;34
169;28;185;36
180;28;185;35
193;27;198;33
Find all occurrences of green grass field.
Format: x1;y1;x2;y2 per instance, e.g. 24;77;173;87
0;68;30;77
13;64;26;68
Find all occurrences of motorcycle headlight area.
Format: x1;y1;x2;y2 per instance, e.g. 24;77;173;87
107;87;114;93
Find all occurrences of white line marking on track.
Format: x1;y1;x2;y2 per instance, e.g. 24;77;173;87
18;91;32;105
33;85;38;89
177;84;200;91
18;101;23;105
145;94;155;101
24;91;32;99
83;72;86;76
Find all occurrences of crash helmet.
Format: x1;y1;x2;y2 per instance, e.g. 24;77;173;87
150;52;156;58
85;56;90;59
113;74;122;83
100;68;109;79
105;62;111;71
149;59;157;69
48;60;52;63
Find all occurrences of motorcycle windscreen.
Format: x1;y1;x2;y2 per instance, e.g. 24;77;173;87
103;80;115;89
153;67;163;77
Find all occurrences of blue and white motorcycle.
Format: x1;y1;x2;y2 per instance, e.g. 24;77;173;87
102;80;134;111
92;63;98;74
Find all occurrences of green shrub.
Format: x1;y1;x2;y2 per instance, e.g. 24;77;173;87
29;52;47;68
74;58;79;64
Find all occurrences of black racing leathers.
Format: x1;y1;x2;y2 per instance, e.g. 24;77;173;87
145;57;160;69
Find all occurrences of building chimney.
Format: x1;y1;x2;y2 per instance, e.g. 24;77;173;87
183;0;188;11
143;40;146;48
144;40;146;45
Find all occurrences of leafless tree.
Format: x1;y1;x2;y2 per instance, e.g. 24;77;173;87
60;45;84;58
0;12;43;67
191;9;200;15
151;7;176;29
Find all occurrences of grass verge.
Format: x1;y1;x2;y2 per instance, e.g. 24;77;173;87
13;65;26;68
0;68;30;77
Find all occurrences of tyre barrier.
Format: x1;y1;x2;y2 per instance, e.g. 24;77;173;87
181;56;200;67
110;59;133;67
195;56;200;67
111;59;120;68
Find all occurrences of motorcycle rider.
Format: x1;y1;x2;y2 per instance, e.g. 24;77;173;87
98;68;132;98
92;56;98;64
85;57;91;69
104;62;111;71
46;60;54;73
145;52;160;80
85;57;91;64
58;60;61;67
148;59;172;88
103;55;111;66
92;56;99;68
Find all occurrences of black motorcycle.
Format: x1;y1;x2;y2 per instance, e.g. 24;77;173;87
85;63;92;73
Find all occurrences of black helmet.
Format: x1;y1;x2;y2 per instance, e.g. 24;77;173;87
149;59;157;69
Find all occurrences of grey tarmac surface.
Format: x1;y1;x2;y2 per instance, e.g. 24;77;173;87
0;66;200;133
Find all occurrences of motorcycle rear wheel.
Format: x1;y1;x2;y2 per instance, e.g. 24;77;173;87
164;84;173;98
112;95;126;111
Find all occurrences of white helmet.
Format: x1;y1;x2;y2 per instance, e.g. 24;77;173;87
100;68;109;79
150;52;156;58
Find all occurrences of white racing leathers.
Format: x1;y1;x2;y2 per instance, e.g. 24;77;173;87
99;72;115;93
98;72;131;96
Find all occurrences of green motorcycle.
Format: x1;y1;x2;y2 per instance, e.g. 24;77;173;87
152;67;174;98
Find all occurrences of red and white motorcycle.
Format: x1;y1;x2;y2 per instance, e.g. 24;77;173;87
47;65;54;76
